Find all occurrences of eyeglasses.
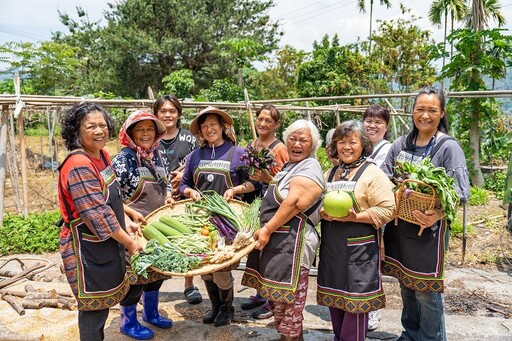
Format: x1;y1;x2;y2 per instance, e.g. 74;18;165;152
288;136;311;145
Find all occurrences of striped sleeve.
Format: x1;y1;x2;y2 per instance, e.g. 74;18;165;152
67;166;121;240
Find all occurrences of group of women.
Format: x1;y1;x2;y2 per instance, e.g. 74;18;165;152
58;87;469;341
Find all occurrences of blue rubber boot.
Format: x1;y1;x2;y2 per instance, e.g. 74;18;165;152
120;304;154;340
142;291;173;329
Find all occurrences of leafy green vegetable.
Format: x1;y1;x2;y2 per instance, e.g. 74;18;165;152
393;157;460;222
131;239;202;278
241;197;262;232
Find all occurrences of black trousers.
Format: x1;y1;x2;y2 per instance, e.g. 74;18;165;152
120;280;164;306
78;309;109;341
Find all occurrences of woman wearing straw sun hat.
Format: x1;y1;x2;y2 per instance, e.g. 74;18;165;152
179;106;254;327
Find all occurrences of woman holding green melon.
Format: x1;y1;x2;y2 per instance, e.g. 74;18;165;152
317;120;395;341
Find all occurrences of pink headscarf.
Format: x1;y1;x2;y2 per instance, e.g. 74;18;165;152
118;110;166;163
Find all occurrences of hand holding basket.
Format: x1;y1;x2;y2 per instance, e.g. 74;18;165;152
395;179;443;236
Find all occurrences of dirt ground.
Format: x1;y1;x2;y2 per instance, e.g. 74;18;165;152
1;141;511;340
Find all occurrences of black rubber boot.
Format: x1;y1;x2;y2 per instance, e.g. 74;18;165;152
203;280;221;324
214;287;234;327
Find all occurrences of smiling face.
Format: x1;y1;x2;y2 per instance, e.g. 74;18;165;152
131;120;156;150
156;100;179;132
363;116;388;146
286;128;313;163
336;132;363;164
413;94;445;138
80;111;108;158
200;114;224;147
256;109;279;138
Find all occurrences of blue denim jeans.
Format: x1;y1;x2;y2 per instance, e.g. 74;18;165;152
399;284;446;341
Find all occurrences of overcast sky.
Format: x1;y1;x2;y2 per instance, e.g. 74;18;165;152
1;0;512;55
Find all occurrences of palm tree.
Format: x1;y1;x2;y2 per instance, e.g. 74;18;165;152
357;0;392;53
428;0;468;88
465;0;506;31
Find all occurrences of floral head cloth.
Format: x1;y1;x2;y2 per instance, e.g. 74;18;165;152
118;109;166;161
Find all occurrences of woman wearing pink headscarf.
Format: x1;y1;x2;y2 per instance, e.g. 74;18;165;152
112;110;174;340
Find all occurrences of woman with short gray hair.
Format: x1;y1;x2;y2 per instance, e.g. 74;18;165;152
242;119;326;340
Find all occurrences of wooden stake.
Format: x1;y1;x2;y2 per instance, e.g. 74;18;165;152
243;89;257;140
13;74;28;217
0;105;8;227
7;112;22;214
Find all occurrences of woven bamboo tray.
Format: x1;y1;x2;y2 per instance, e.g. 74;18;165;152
395;179;441;236
140;198;256;277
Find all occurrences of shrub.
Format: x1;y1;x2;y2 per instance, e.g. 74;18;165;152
0;211;61;254
468;187;489;206
450;217;473;236
484;170;506;200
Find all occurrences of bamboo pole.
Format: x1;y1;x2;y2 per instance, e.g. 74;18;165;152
16;109;29;218
243;89;257;140
7;113;22;214
0;105;8;227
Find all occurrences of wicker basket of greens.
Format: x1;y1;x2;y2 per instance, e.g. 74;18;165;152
393;158;459;236
131;192;261;277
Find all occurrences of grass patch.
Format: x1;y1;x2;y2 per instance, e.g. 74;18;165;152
450;217;474;236
468;187;489;206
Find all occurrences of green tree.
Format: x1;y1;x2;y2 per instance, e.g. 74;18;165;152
221;38;267;86
57;0;280;98
0;41;82;95
297;34;373;99
371;5;437;95
440;28;512;185
161;69;195;99
357;0;392;53
428;0;468;86
247;45;306;100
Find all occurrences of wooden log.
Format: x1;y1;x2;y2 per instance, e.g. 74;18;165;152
56;290;74;298
2;293;25;316
22;298;44;309
0;290;28;298
57;297;74;310
26;292;57;300
24;283;36;292
0;269;17;277
0;263;45;289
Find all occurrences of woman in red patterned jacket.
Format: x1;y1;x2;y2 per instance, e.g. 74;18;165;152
58;103;143;340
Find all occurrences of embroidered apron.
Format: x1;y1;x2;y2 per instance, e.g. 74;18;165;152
194;146;237;194
123;149;170;285
316;162;385;313
242;162;322;304
194;145;240;272
382;146;450;293
59;151;130;311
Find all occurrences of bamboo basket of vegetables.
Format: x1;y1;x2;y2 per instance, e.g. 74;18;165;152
131;194;261;277
393;158;459;236
395;179;440;226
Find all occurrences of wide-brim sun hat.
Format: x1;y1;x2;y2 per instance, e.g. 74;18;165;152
189;106;234;136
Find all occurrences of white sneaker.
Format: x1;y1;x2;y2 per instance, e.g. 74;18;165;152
368;310;381;331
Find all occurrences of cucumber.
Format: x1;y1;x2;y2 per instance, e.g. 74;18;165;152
152;221;183;237
159;215;193;234
142;224;169;246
